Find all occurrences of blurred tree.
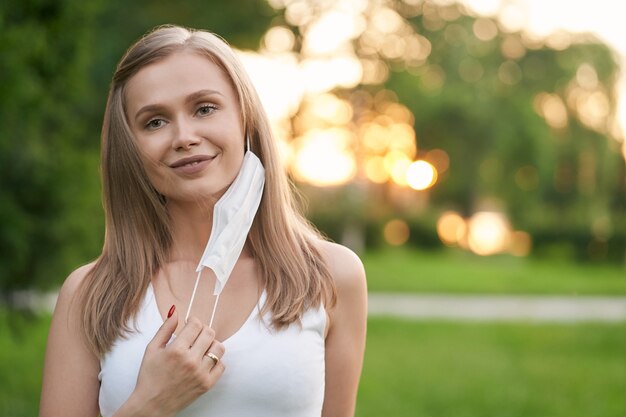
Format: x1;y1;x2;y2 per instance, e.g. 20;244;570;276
0;0;105;295
385;3;624;260
263;0;625;261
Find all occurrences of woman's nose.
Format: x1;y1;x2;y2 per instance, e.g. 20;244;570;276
172;118;201;151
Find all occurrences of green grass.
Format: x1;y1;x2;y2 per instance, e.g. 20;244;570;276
0;311;49;417
363;248;626;295
357;317;626;417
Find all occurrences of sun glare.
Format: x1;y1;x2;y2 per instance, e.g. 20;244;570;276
467;211;511;256
292;128;357;186
406;160;438;190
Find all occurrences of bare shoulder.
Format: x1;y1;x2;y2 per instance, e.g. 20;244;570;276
315;239;367;295
55;261;97;312
59;261;95;298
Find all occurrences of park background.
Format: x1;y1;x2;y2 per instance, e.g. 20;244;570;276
1;0;625;415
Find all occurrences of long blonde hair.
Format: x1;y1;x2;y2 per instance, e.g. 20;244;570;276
79;25;336;356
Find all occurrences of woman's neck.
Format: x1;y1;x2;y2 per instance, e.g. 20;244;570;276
166;199;215;262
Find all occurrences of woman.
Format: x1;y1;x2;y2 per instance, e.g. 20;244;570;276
40;25;367;417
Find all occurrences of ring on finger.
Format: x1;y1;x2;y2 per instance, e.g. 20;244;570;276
205;352;220;365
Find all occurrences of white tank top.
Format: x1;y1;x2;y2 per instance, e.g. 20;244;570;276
98;284;327;416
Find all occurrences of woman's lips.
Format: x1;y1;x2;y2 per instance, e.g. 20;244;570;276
169;155;215;175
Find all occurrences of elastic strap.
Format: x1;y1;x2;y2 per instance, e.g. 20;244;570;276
184;267;221;328
184;269;203;323
209;293;220;328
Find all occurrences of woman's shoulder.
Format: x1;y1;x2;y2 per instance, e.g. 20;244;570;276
315;239;366;293
57;261;97;306
313;240;367;341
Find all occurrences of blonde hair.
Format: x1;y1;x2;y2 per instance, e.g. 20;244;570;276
79;25;336;356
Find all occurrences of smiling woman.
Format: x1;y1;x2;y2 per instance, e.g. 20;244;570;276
39;25;367;417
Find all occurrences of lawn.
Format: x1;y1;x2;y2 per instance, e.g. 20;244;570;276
2;311;625;416
358;317;626;417
0;311;49;417
363;248;626;295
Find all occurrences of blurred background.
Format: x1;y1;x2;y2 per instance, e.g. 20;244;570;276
1;0;625;416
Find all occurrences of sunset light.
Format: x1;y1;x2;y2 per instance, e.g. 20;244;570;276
437;210;532;257
406;160;438;191
383;219;410;246
467;212;511;256
292;128;356;186
242;0;619;260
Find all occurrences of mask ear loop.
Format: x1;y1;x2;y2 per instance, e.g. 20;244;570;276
184;268;203;324
209;292;220;328
246;135;251;153
184;267;221;328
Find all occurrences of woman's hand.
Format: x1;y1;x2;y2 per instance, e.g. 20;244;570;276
116;306;225;417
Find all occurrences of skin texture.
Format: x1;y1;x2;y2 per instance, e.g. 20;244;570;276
39;51;367;417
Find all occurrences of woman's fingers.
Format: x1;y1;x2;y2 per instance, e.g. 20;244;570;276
171;317;225;366
171;316;205;350
149;304;178;349
189;324;216;358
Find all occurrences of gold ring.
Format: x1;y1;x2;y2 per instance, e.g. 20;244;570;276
205;352;220;364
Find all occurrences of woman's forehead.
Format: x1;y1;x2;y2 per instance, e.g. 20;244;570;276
125;51;236;112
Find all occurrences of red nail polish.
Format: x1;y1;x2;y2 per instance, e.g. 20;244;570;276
167;305;176;318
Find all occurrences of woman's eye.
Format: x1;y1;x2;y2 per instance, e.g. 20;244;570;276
197;104;217;116
146;119;165;130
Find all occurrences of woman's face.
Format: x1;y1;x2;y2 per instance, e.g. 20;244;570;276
125;51;245;204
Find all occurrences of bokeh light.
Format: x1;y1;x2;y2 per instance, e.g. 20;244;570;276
425;149;450;174
473;18;498;41
365;156;390;183
534;92;568;129
437;210;533;257
292;128;356;186
384;151;412;186
467;211;511;256
509;231;532;257
263;26;295;53
383;219;410;246
406;160;438;190
437;211;467;246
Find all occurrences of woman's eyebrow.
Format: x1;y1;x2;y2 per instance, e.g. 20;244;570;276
134;89;224;122
184;89;224;104
134;104;165;122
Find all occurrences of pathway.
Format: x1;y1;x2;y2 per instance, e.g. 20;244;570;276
368;293;626;322
8;290;626;323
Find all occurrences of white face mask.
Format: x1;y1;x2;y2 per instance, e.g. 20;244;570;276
195;148;265;296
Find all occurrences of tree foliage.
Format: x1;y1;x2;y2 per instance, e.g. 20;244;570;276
0;0;104;293
384;3;625;260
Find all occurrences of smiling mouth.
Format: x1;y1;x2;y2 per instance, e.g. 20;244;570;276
169;155;215;168
182;160;202;167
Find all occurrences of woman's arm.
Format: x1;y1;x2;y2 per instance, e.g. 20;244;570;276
320;242;368;417
40;264;101;417
40;265;226;417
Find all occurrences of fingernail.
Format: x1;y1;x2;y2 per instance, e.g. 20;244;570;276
167;305;176;318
